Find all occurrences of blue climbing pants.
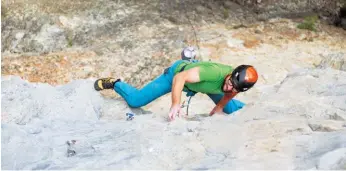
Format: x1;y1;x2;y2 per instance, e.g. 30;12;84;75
114;60;245;114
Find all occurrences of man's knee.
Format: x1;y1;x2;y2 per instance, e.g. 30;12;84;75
223;107;235;114
126;97;145;108
223;100;245;114
127;102;143;108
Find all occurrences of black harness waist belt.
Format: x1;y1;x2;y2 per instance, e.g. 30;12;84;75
179;64;187;72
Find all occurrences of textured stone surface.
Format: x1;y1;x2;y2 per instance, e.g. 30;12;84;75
2;68;346;169
318;52;346;71
2;1;346;169
2;0;345;54
2;18;346;89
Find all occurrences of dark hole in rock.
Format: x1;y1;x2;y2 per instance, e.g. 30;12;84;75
334;7;346;30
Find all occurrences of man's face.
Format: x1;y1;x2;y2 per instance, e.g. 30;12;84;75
223;75;237;93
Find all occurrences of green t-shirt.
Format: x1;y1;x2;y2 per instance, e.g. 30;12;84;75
174;61;233;94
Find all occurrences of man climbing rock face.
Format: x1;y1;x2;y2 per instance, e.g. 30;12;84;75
94;47;258;121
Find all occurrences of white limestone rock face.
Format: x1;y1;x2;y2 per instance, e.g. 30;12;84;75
317;148;346;170
1;67;346;170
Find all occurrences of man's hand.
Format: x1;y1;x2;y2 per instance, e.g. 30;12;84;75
168;104;182;121
209;91;238;116
209;106;223;116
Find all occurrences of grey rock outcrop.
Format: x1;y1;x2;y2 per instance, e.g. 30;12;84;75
2;0;345;54
318;52;346;71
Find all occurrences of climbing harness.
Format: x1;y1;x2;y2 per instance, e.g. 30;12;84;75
181;96;193;116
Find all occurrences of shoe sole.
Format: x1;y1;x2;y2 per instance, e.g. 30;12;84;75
94;79;103;91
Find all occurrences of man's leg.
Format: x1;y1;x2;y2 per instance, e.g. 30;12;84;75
114;74;172;108
113;60;185;108
206;94;245;114
114;60;187;108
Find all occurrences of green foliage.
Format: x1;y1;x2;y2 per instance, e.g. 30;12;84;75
223;9;229;19
67;38;73;47
66;30;73;47
297;15;318;31
1;6;8;19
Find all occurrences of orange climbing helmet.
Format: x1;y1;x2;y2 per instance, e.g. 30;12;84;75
231;65;258;92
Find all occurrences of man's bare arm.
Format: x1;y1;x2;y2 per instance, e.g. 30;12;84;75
209;91;238;116
171;67;200;106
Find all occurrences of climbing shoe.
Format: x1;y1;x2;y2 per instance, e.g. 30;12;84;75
94;78;119;91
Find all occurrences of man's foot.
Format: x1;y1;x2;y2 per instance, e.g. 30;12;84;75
94;78;119;91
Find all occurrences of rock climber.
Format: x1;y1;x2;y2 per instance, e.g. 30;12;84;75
94;47;258;121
